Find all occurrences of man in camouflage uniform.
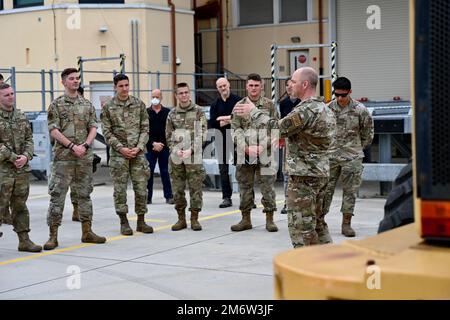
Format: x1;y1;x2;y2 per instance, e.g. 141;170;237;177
230;73;279;233
321;77;374;237
166;83;207;231
0;83;42;252
234;67;336;247
101;74;154;236
44;68;106;250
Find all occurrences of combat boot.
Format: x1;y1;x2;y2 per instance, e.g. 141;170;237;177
43;225;59;250
342;213;356;237
265;212;278;232
171;211;187;231
3;208;12;225
302;230;319;246
231;212;252;232
119;214;133;236
136;215;154;233
18;232;42;252
72;204;80;222
316;217;333;244
190;210;202;231
81;221;106;243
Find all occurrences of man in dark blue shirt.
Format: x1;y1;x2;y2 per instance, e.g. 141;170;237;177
209;78;242;208
279;79;301;214
146;89;173;204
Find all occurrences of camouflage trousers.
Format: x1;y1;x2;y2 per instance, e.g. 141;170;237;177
236;164;277;213
47;160;94;226
109;155;150;216
287;176;328;248
322;158;364;216
0;172;30;233
169;160;205;212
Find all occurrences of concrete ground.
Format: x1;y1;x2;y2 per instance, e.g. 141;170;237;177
0;155;386;300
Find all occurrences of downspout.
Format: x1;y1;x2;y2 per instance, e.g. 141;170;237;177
218;0;224;74
168;0;177;93
318;0;324;96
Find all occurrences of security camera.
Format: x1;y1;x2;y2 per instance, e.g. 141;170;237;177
176;57;181;66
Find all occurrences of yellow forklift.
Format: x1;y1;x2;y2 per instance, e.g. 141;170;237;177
273;0;450;299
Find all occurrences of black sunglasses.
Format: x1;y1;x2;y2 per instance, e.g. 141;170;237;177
334;92;349;98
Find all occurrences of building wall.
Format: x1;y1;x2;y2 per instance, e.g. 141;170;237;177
197;0;331;95
0;0;194;110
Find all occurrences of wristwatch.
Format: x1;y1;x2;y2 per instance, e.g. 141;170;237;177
83;143;90;150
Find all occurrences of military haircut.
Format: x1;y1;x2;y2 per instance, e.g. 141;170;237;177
333;77;352;90
175;82;189;92
0;83;11;90
247;73;262;82
301;68;318;88
113;73;129;86
61;68;78;80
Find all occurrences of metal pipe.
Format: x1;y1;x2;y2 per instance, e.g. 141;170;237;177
318;0;324;95
41;69;46;111
168;0;177;95
49;69;54;102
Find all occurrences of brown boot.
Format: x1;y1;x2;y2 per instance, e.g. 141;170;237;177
72;204;80;222
171;211;187;231
119;214;133;236
136;215;154;233
265;212;278;232
18;232;42;252
342;213;356;237
231;212;252;232
81;221;106;244
3;208;12;225
190;210;202;231
316;217;333;244
43;225;59;250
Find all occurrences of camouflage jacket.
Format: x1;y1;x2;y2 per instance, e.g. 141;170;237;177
250;96;336;177
47;94;97;161
231;96;278;152
101;95;149;156
0;108;34;174
165;101;207;156
328;99;374;161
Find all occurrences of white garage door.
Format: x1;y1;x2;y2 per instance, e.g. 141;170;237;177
336;0;410;101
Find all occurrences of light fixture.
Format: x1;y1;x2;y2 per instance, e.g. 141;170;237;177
99;26;108;33
290;36;301;43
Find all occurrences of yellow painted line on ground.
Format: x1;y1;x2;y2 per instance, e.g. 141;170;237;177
28;194;50;200
127;217;167;223
0;200;285;267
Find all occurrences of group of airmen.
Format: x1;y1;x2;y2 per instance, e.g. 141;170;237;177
0;65;373;253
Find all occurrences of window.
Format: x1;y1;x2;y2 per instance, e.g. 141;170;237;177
162;46;170;64
280;0;307;23
78;0;124;3
239;0;273;26
237;0;309;27
13;0;43;9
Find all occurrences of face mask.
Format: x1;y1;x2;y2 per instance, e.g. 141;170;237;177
151;98;160;106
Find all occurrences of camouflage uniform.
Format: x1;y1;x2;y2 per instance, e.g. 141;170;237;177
47;95;97;226
231;97;278;213
166;101;207;212
0;108;34;234
321;99;374;232
249;97;335;246
101;96;150;217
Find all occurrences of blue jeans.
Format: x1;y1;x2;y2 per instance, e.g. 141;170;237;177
146;148;173;201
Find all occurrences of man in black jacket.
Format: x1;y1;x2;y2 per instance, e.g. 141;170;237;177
146;89;174;204
209;78;241;208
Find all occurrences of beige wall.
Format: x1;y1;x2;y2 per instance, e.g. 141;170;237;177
0;1;194;110
197;0;331;87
